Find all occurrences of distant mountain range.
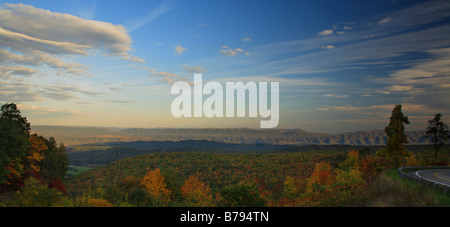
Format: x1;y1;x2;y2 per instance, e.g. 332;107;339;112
31;125;429;147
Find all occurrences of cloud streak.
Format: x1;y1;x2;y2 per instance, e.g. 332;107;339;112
0;3;144;80
126;1;174;32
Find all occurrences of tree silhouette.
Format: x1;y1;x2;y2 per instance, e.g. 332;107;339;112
0;103;30;188
377;104;411;168
1;103;31;135
426;113;449;164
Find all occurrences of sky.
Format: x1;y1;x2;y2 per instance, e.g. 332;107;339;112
0;0;449;133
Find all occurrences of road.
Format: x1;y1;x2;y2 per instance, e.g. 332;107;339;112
415;169;450;187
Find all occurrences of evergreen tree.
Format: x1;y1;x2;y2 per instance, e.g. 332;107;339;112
40;137;68;185
377;105;411;168
0;104;30;188
426;113;449;164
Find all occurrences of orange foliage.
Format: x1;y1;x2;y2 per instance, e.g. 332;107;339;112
5;160;23;186
87;198;113;207
26;135;47;172
304;162;335;205
140;168;171;201
359;156;377;184
307;162;334;188
180;175;213;207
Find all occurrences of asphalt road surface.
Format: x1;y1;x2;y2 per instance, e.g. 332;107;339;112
416;169;450;187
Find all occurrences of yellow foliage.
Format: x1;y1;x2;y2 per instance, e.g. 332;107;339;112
305;162;334;194
87;198;113;207
140;168;171;201
282;176;297;199
180;175;213;207
405;155;420;167
26;135;47;172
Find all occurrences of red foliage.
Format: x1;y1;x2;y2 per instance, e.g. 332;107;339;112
50;177;67;195
23;169;43;183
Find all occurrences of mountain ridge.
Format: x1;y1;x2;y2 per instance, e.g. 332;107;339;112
31;125;428;147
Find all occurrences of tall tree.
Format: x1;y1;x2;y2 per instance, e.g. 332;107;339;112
40;137;68;185
0;104;30;188
377;104;411;168
426;113;449;164
1;103;31;135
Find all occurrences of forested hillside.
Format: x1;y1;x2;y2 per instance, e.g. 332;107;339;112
32;125;429;146
66;150;379;207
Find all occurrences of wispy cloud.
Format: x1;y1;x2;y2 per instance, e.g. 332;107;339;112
71;0;96;20
0;2;144;82
38;84;102;101
17;104;79;115
218;46;248;56
127;1;174;32
174;45;187;55
377;17;392;24
318;29;333;36
182;64;206;74
325;94;349;98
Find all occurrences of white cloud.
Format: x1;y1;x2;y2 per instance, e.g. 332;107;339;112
386;85;414;92
343;26;353;30
174;45;187;55
0;65;38;78
219;49;237;56
0;3;144;79
383;47;450;90
0;4;139;58
318;29;333;36
324;94;349;98
0;27;92;55
378;17;392;24
0;48;88;76
242;37;252;42
218;46;248;57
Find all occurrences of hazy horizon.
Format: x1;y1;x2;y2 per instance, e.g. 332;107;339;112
30;124;425;135
1;0;449;133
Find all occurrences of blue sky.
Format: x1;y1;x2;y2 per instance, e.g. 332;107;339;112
0;0;449;133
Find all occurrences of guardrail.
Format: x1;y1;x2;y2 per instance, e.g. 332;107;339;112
398;167;450;195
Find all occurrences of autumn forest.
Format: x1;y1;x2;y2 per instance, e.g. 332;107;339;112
0;103;449;207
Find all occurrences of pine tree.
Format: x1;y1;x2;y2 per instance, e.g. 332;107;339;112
377;104;411;168
426;113;449;164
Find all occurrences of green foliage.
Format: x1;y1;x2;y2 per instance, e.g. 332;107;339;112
0;103;68;197
0;104;31;187
12;178;64;207
378;105;411;168
220;183;266;207
426;113;449;164
40;136;69;184
1;103;31;135
0;151;10;186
